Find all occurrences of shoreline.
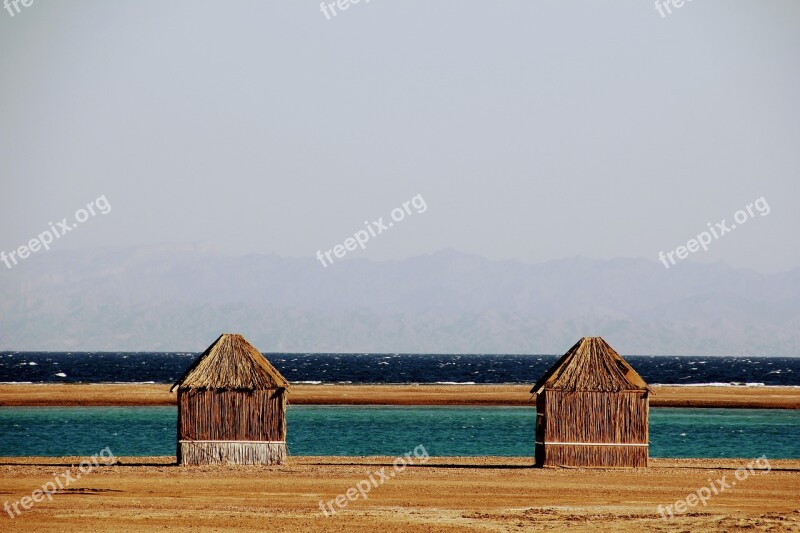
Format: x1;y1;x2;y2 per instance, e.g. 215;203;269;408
1;383;798;408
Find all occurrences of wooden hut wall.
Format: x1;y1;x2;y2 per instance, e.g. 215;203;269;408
178;389;286;442
543;391;648;443
536;390;648;467
179;441;286;466
540;443;648;467
535;393;547;465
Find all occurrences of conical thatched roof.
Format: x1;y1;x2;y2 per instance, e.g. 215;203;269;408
171;334;289;392
531;337;650;394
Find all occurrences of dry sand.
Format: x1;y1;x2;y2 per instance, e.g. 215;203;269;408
1;457;798;532
1;383;798;408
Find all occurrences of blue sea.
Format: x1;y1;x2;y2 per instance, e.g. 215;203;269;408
0;406;798;458
1;352;798;458
1;352;799;386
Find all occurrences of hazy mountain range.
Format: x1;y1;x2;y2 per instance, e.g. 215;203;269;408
1;245;798;356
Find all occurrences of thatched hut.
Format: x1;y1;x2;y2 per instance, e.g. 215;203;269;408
171;333;289;465
531;337;651;468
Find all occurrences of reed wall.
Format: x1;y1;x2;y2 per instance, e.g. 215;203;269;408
535;390;648;467
179;441;286;465
177;389;286;442
538;443;648;467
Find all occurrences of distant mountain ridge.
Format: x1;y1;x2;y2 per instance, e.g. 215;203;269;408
1;245;798;355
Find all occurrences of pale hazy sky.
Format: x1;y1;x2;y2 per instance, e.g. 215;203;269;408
1;1;798;272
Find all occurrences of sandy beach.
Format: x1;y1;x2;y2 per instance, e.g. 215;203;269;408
0;456;798;532
1;383;798;408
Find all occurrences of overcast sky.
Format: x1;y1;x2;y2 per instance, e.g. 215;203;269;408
1;0;798;272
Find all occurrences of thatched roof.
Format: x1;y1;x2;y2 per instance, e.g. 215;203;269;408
531;337;650;394
171;334;289;392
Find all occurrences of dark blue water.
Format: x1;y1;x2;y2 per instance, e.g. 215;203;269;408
1;352;798;385
1;406;797;458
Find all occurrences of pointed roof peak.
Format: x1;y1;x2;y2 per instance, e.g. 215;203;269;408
171;333;288;391
531;337;650;394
